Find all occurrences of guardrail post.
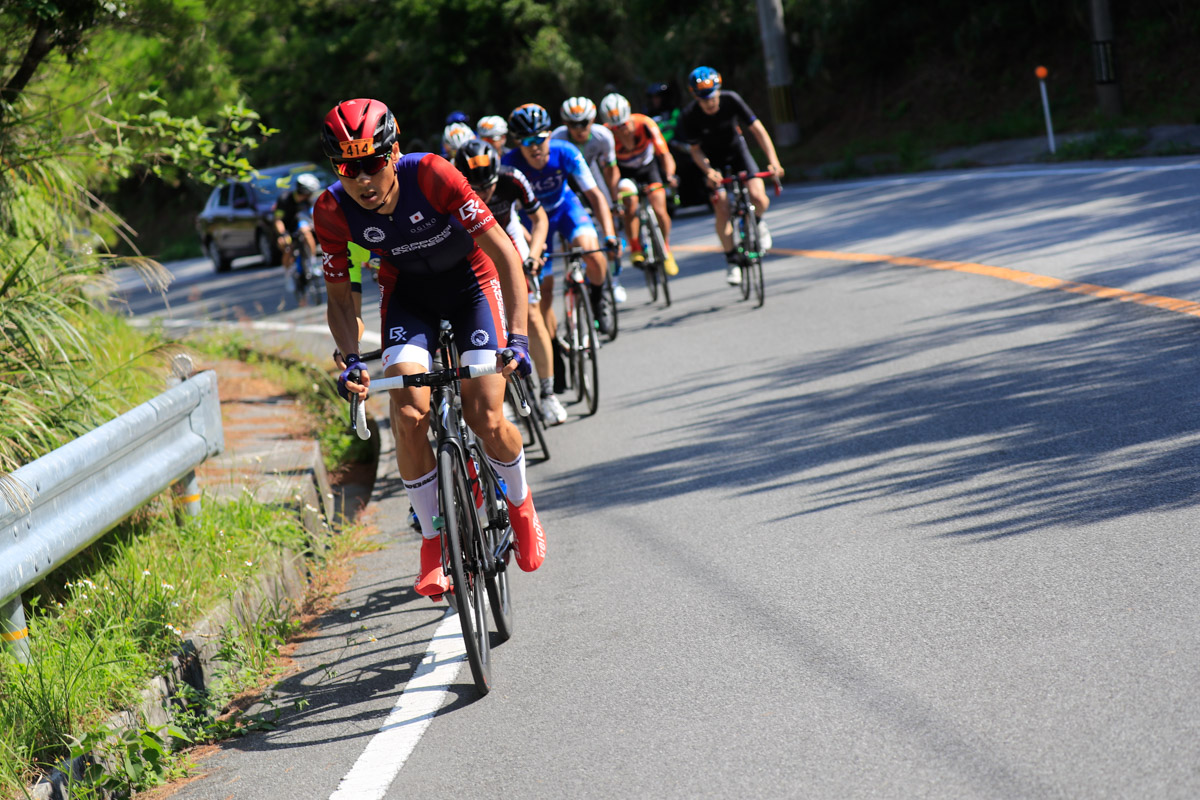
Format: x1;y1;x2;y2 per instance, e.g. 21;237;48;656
1;595;30;664
172;470;202;517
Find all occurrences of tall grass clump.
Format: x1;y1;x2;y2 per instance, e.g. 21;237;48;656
0;90;272;505
0;491;311;795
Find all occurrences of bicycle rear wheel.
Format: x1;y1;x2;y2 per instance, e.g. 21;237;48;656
438;445;492;695
573;289;600;416
470;448;513;643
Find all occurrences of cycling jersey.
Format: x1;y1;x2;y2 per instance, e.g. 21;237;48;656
484;166;541;231
607;113;669;170
551;124;617;204
314;152;496;282
313;153;505;370
274;191;314;232
502;139;597;212
676;90;758;165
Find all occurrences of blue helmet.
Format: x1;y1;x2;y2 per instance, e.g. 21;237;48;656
445;110;470;125
508;103;552;138
688;66;722;98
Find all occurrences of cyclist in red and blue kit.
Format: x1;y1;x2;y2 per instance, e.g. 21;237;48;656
315;98;547;598
502;103;619;335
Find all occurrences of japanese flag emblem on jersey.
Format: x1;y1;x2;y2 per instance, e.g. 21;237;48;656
458;199;484;222
409;211;424;224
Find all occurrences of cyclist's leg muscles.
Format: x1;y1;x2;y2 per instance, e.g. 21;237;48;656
560;194;607;287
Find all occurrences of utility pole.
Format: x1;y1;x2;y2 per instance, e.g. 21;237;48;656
1089;0;1122;117
755;0;799;146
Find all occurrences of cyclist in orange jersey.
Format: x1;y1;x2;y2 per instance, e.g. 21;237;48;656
598;92;679;277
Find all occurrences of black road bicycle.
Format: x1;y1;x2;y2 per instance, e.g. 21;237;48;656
545;247;603;417
719;170;781;309
349;327;530;695
630;183;672;307
287;236;325;306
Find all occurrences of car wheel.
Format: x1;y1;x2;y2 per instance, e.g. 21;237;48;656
257;230;281;266
207;239;232;273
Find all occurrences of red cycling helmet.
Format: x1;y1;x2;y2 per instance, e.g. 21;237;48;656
321;99;399;160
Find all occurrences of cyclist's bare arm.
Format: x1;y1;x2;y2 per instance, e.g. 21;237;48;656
527;205;550;263
603;161;620;201
658;145;678;186
327;279;368;395
748;120;784;177
689;143;722;189
582;186;617;240
476;225;529;345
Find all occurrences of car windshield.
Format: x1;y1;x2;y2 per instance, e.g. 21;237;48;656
251;165;336;202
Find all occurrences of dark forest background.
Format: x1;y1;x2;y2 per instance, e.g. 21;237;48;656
4;0;1197;257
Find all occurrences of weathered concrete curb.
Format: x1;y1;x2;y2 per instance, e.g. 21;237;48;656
28;409;381;800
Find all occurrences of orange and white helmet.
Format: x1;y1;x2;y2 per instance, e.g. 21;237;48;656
476;115;508;141
599;93;631;125
442;122;475;158
560;96;597;124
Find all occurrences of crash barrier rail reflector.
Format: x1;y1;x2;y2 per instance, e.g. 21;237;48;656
0;370;224;662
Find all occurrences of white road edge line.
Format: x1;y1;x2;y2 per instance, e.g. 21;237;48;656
329;608;465;800
128;316;382;345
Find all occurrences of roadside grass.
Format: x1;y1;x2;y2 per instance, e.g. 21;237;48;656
0;492;312;797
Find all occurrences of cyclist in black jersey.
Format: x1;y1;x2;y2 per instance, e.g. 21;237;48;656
677;66;784;286
273;173;321;286
455;140;567;425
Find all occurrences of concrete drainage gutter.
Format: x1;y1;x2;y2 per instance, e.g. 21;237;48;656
28;411;380;800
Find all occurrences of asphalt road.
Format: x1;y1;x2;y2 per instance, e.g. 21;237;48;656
126;158;1200;799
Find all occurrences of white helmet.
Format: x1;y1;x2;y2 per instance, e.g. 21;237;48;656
295;173;321;195
599;93;631;125
560;96;597;123
476;115;508;140
442;122;475;155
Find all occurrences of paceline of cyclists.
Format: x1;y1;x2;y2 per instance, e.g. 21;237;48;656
309;67;784;598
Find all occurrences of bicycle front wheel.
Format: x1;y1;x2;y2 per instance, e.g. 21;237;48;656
604;268;619;341
750;254;765;308
573;289;600;416
509;378;550;462
646;213;671;308
438;445;492;695
739;206;758;302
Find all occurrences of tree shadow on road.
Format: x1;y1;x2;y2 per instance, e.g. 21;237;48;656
540;285;1200;541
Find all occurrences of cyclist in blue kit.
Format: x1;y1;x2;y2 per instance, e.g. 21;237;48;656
314;98;548;598
502;103;619;335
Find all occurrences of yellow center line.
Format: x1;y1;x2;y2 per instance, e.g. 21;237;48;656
673;244;1200;319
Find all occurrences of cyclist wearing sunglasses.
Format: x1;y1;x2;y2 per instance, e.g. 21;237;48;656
551;97;626;302
475;115;510;153
454;139;567;426
314;97;549;593
677;66;784;286
599;92;679;278
273;172;322;292
502;102;619;336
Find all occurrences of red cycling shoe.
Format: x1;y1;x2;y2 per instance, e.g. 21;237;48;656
507;491;546;572
414;535;449;601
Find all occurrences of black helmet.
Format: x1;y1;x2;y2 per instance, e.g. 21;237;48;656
646;81;670;98
454;139;500;189
508;103;552;138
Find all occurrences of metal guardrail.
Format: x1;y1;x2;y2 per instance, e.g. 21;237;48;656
0;369;224;662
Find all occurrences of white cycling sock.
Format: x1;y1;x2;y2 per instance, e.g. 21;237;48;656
488;450;528;505
403;467;440;541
